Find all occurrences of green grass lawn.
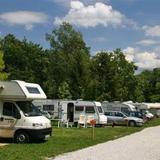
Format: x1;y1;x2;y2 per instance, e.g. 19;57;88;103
0;118;160;160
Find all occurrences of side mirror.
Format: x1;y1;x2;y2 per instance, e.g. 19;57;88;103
14;113;21;119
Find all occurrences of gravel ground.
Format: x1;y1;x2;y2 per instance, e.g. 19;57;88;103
51;126;160;160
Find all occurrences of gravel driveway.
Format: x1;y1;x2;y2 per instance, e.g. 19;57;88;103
51;126;160;160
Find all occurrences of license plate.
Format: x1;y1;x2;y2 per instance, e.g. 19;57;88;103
45;135;50;140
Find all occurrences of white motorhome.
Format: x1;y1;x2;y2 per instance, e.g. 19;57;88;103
0;80;52;143
142;103;160;117
58;100;107;126
102;101;136;114
124;102;154;119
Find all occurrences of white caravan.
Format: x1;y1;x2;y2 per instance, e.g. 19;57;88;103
0;80;52;143
33;99;59;119
58;100;107;126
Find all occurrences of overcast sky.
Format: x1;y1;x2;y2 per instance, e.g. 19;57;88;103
0;0;160;71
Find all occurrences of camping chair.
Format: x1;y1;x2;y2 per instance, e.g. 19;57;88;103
58;118;72;128
77;114;86;128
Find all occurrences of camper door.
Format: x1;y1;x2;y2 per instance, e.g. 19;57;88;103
0;101;20;137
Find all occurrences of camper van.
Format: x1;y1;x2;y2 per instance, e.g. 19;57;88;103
102;101;136;114
58;100;107;126
0;80;52;143
125;102;154;119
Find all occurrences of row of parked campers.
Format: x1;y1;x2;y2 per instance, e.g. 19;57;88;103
0;80;107;144
32;99;154;128
0;80;154;144
102;101;154;127
33;100;108;127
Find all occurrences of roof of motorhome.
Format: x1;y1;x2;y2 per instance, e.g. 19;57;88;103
60;100;96;106
0;80;46;100
143;103;160;109
94;101;101;106
123;102;136;109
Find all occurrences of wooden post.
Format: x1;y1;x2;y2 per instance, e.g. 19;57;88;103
92;125;95;140
90;119;96;140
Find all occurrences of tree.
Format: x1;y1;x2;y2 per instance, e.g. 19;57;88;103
1;34;48;91
137;68;160;102
111;49;137;101
46;22;90;99
88;49;137;101
0;34;49;96
0;50;8;80
58;81;72;99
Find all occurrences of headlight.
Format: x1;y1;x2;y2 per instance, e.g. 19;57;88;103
137;120;143;123
32;123;43;127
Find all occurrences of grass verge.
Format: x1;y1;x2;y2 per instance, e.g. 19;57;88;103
0;118;160;160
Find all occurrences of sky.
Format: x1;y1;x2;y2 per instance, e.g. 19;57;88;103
0;0;160;71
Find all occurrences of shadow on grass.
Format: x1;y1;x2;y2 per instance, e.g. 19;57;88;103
0;138;47;144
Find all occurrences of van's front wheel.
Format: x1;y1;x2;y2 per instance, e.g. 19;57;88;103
14;131;29;143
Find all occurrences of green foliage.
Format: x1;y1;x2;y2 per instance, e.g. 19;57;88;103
46;22;90;99
1;34;48;90
87;49;137;101
58;81;72;99
0;50;8;80
136;68;160;102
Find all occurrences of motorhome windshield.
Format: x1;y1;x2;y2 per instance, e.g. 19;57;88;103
16;101;42;117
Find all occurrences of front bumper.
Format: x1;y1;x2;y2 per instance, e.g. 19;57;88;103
136;122;143;126
27;127;52;139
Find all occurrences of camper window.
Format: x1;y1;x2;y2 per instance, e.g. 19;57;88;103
75;106;84;112
121;107;129;114
85;106;95;113
17;101;42;117
3;102;19;118
43;105;54;111
26;86;40;94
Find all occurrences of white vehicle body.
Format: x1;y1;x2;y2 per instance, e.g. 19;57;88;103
33;99;59;119
126;102;154;119
105;111;144;127
58;100;107;125
0;80;52;143
102;101;136;114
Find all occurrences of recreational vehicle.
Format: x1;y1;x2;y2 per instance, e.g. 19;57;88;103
33;99;59;119
0;80;52;143
102;101;136;114
141;103;159;117
125;102;154;119
58;100;107;126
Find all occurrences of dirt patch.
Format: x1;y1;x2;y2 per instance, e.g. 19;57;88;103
0;143;8;147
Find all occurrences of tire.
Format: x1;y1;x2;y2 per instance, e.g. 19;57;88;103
129;121;136;127
14;131;29;144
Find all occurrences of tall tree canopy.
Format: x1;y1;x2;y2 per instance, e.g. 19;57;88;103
1;34;48;88
136;68;160;102
0;23;159;102
0;50;8;80
86;49;137;101
46;22;90;99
